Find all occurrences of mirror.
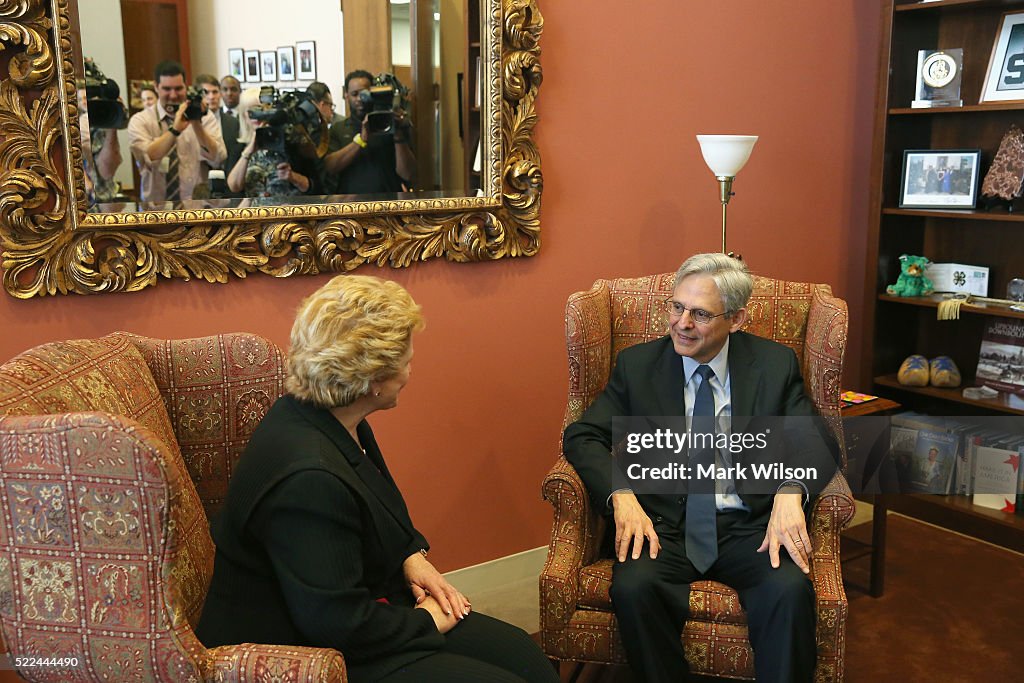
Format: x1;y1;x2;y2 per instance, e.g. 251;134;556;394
0;0;543;298
75;0;480;211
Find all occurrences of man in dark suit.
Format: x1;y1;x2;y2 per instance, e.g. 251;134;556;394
564;253;837;683
195;74;244;182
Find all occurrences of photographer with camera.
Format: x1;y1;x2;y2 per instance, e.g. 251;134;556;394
127;60;226;203
227;87;321;198
323;70;416;195
79;58;127;205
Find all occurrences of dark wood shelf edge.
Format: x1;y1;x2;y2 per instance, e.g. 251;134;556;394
874;374;1024;414
881;494;1024;552
889;103;1024;113
876;294;1024;320
881;207;1024;222
895;0;1024;13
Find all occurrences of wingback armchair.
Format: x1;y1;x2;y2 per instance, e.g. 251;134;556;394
0;332;346;682
540;273;853;681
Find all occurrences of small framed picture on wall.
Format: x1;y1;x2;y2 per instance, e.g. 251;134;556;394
899;149;981;209
228;48;245;82
244;50;260;82
296;41;317;80
260;51;277;81
277;46;296;82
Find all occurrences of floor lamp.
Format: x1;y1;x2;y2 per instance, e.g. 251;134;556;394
696;135;758;257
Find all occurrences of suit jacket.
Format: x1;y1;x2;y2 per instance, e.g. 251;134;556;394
196;394;444;680
564;331;838;530
218;110;244;178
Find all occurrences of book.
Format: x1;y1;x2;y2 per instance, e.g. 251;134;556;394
976;319;1024;395
841;390;878;405
906;430;957;494
972;444;1021;512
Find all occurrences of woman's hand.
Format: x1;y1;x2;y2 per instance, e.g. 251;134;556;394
414;595;460;634
402;551;471;619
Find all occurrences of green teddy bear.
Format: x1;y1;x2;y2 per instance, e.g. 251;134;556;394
886;254;934;297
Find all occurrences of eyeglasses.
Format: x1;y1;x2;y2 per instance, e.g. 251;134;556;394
664;299;729;325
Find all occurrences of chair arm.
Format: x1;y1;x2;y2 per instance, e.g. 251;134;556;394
206;643;346;682
809;472;854;603
540;456;603;634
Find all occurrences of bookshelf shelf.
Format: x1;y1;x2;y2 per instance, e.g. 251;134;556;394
889;103;1024;114
876;294;1024;320
881;207;1024;222
880;494;1024;553
874;374;1024;414
895;0;1024;13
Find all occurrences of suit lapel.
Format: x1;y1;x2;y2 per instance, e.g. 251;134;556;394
652;340;686;416
727;332;759;442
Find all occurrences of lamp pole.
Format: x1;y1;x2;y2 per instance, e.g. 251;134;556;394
716;175;735;254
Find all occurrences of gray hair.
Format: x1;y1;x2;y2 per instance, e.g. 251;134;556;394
673;253;753;314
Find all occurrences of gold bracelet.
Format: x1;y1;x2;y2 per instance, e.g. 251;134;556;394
353;133;368;149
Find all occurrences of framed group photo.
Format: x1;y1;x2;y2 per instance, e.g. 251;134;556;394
260;50;277;81
228;48;245;82
982;10;1024;103
277;46;296;81
244;50;260;82
296;40;317;80
899;149;981;209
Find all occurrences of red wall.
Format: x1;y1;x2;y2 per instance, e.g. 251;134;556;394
0;1;881;572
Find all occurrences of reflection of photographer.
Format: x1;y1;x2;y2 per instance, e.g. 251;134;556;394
127;60;226;203
79;58;126;204
228;87;320;197
323;70;416;194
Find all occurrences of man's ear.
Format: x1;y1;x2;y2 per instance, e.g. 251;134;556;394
728;307;749;332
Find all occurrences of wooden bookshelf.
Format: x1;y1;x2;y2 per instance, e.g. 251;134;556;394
864;0;1024;555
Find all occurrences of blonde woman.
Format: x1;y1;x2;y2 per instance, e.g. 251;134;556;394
197;275;556;683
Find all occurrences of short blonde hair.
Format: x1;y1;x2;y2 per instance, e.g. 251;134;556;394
285;275;424;408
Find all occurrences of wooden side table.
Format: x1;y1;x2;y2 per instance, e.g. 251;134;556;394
840;395;900;598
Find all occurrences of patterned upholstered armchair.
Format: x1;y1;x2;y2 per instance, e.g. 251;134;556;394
0;333;346;682
541;273;853;681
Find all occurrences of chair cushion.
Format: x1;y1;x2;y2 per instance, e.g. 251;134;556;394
577;559;748;625
0;333;179;459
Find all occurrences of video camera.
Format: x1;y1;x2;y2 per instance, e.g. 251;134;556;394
249;86;321;155
184;86;205;121
358;73;409;135
82;58;128;129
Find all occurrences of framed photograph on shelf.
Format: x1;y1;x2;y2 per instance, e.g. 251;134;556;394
244;50;260;82
296;41;316;80
228;48;245;82
260;50;277;81
899;149;981;209
981;11;1024;103
277;46;296;81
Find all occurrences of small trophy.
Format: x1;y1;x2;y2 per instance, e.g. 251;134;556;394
912;49;963;108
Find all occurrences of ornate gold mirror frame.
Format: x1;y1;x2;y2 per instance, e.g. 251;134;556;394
0;0;542;298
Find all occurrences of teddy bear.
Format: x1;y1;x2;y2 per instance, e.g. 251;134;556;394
886;254;934;297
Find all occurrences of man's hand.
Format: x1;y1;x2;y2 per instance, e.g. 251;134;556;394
757;491;811;573
414;595;460;634
402;551;471;619
171;102;188;133
612;491;660;562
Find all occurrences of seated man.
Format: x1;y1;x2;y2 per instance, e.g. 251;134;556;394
564;253;837;683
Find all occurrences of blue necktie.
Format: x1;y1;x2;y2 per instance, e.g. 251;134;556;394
686;364;718;573
164;117;180;201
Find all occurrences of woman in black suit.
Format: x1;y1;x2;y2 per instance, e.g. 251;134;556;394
197;275;557;682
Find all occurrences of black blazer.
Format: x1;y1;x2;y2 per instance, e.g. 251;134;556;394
218;111;244;182
564;331;838;529
196;394;444;680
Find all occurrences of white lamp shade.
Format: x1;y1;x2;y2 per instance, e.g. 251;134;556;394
696;135;758;177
